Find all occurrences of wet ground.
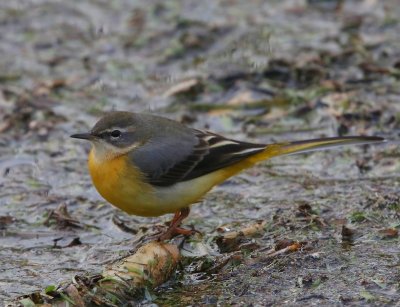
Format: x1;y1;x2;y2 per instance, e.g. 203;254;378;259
0;0;399;305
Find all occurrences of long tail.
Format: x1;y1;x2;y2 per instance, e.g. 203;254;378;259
251;136;385;163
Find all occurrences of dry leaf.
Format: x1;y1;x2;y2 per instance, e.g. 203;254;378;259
163;78;200;97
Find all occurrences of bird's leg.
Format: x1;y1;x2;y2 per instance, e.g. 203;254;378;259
158;207;197;241
169;208;188;227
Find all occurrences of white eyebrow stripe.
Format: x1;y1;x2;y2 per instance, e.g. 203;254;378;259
209;140;239;148
103;128;128;133
230;147;265;155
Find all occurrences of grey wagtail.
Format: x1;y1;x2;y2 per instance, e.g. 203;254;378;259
71;111;384;240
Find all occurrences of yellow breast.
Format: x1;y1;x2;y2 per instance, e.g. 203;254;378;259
88;149;160;216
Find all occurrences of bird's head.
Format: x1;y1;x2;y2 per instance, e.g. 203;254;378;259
71;111;149;161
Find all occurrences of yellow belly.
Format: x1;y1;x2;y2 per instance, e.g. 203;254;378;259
88;150;157;216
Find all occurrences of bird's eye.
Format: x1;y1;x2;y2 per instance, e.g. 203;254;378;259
110;130;121;138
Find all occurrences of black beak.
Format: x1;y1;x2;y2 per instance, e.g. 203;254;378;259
70;133;94;140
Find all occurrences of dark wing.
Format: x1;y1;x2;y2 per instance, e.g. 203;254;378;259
131;128;266;187
184;130;266;180
129;127;209;187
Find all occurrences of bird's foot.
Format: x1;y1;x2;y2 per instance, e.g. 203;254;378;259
142;207;200;241
157;225;200;241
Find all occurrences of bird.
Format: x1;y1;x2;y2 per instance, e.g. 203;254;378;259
71;111;384;240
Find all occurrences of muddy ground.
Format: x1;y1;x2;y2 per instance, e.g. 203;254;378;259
0;0;399;306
